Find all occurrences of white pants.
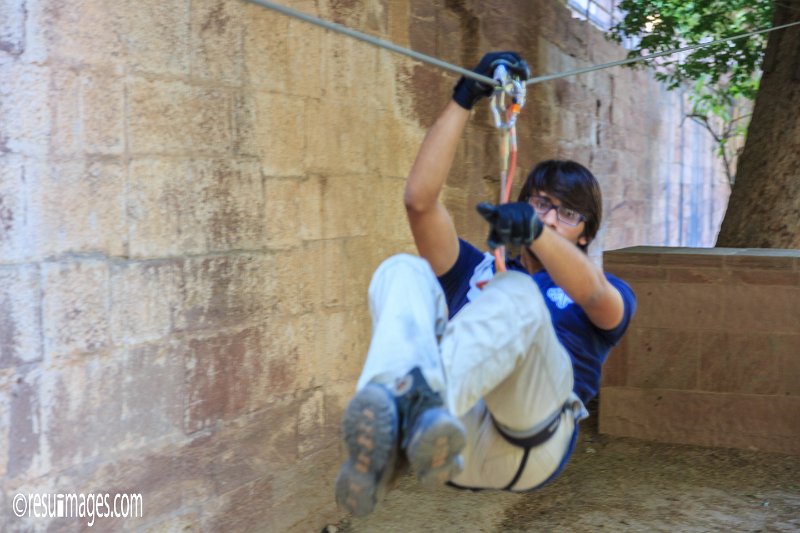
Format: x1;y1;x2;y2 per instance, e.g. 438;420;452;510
357;254;586;490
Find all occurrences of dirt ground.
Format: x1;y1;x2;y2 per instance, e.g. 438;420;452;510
327;405;800;532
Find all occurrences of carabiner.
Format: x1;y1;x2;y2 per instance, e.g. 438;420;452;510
490;64;526;131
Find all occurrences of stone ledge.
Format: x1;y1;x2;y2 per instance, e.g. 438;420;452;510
600;247;800;455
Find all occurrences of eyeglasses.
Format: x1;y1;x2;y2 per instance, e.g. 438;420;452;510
530;196;585;226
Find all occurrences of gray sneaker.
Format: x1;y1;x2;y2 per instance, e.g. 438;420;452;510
335;383;399;516
395;367;466;486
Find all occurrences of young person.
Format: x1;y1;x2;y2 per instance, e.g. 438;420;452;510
335;51;636;516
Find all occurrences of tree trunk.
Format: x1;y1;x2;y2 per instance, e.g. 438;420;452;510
715;2;800;248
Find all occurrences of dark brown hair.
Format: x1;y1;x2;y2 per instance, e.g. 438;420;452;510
517;160;602;252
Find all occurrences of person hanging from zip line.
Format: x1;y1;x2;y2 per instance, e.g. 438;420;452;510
334;51;637;516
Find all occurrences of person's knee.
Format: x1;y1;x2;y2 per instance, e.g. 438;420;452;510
370;254;436;289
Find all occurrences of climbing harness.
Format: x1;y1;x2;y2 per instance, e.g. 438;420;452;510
489;64;526;273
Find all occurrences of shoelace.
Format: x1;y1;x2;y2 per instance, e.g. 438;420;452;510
399;384;443;448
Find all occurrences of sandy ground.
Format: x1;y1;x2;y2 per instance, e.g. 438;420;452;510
327;406;800;532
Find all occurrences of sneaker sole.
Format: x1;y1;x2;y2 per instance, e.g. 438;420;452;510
406;408;466;487
335;384;398;516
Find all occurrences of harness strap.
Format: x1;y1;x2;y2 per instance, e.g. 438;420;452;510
491;402;571;491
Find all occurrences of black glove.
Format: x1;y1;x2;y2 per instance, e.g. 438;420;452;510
452;51;531;110
476;202;543;249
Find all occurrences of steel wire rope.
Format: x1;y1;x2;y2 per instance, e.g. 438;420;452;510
525;18;800;85
245;0;800;87
245;0;498;86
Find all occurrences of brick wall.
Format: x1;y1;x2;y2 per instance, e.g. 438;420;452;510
601;247;800;455
1;0;734;530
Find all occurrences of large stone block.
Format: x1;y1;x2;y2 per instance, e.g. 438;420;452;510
129;158;263;257
203;477;277;532
191;87;233;155
49;67;81;157
0;370;9;479
81;70;125;154
191;158;265;251
0;155;41;264
266;439;341;532
190;0;245;85
630;281;727;331
241;2;289;92
182;327;268;433
0;0;25;55
297;388;326;458
367;111;421;178
271;243;324;316
122;0;191;76
722;283;800;335
697;331;786;396
776;334;800;396
304;96;374;174
601;338;627;387
285;18;324;99
41;343;184;470
191;0;244;85
110;259;183;346
127;77;196;155
252;90;306;175
121;342;185;442
262;313;316;394
42;259;110;358
625;327;700;390
600;387;800;455
140;59;241;128
341;236;394;308
369;175;411;241
263;176;322;248
311;308;370;386
127;158;196;257
31;159;127;257
317;174;375;239
0;62;50;156
298;239;346;310
0;265;42;368
231;91;258;157
27;0;124;67
174;253;275;333
6;368;42;480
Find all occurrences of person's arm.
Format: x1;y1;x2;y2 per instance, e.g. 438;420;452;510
404;51;531;276
529;228;625;330
477;202;625;330
404;101;469;276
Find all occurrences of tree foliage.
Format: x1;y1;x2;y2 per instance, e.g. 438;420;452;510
607;0;776;182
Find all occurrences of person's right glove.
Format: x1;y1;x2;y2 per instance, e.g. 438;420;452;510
476;202;544;249
452;51;531;110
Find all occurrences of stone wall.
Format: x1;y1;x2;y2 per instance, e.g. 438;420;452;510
601;247;800;455
1;0;732;530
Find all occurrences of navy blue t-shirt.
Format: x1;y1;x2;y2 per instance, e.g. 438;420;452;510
438;239;636;407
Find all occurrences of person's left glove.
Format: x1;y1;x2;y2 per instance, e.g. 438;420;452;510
452;51;531;110
476;202;544;249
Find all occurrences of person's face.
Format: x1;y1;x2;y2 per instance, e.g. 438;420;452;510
528;190;588;247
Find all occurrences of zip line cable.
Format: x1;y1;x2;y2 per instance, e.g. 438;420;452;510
525;19;800;85
245;0;498;86
246;0;800;87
